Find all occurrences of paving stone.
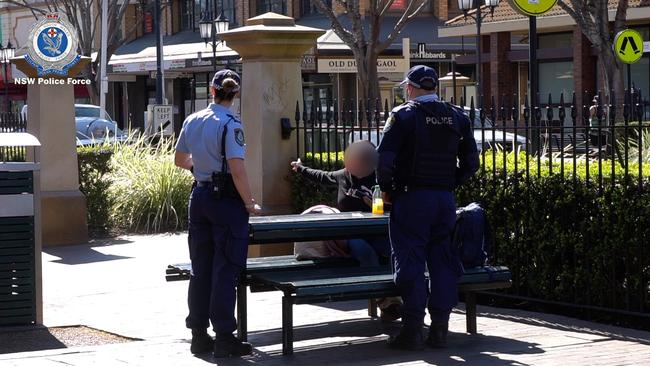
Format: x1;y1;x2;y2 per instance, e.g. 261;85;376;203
0;233;645;365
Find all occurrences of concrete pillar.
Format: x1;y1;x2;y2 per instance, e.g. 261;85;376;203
220;13;324;257
14;58;90;247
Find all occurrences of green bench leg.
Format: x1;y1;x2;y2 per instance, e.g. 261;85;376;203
236;279;247;341
282;293;294;356
465;292;477;334
368;299;378;318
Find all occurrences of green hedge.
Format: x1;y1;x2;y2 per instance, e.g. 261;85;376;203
289;156;343;212
288;151;650;314
78;145;114;235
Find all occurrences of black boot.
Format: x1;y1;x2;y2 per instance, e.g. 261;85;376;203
213;333;253;358
190;328;214;354
387;325;425;351
426;322;448;348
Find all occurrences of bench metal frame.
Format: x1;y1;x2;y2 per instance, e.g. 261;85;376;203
165;213;512;356
266;278;511;355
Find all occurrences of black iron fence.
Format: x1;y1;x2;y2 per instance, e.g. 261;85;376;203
293;90;650;324
0;112;27;162
295;90;650;189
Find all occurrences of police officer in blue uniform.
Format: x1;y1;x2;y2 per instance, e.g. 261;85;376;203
377;65;479;350
174;69;262;358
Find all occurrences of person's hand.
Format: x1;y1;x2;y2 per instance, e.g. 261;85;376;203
381;191;392;204
290;158;303;172
246;200;263;215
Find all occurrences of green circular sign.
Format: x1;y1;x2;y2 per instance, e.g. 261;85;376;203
614;29;644;64
508;0;558;16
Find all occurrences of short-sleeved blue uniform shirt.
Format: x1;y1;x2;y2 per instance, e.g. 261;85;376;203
175;103;246;182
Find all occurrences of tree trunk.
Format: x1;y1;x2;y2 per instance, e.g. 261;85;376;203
353;51;381;126
82;62;99;105
599;48;625;123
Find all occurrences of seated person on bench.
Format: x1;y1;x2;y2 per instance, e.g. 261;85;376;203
291;141;401;321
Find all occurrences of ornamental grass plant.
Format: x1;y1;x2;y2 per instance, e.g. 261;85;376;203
106;134;193;233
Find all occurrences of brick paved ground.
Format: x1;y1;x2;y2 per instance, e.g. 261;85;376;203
0;234;648;365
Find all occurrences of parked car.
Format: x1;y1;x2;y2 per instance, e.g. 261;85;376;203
21;104;127;146
346;106;528;152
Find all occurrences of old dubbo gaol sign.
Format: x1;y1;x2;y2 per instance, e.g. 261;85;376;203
614;29;644;64
508;0;558;16
25;13;81;76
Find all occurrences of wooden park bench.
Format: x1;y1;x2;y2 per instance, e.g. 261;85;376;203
165;212;512;355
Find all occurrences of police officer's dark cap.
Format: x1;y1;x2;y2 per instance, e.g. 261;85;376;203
401;65;438;91
212;69;241;89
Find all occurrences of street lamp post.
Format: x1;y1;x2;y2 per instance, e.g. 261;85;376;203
199;5;229;75
1;41;15;113
459;0;499;108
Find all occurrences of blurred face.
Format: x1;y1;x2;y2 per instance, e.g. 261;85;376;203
344;142;377;178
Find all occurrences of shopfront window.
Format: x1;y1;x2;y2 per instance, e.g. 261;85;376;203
539;61;574;124
222;0;237;26
256;0;287;15
181;0;203;31
301;0;331;16
539;61;574;100
624;57;650;95
183;0;236;30
538;32;573;49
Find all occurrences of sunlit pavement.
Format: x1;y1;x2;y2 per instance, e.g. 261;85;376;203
1;234;648;365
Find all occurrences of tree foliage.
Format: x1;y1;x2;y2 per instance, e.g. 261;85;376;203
2;0;143;103
312;0;427;105
558;0;630;108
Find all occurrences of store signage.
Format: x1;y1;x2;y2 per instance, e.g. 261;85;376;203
614;29;644;64
110;59;185;73
411;43;451;60
645;41;650;53
318;58;408;73
189;59;213;68
508;0;558;17
301;54;316;72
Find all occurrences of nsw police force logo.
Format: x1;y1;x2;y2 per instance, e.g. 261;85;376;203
25;13;81;76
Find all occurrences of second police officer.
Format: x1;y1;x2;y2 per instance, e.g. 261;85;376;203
377;65;479;350
174;69;262;358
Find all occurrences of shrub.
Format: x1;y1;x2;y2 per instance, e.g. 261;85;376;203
290;151;650;314
107;135;193;233
77;145;114;235
288;155;343;212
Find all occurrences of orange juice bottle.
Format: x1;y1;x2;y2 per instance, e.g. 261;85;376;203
372;185;384;215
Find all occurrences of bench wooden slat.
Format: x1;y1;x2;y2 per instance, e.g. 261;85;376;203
165;256;358;282
252;266;511;292
248;212;388;244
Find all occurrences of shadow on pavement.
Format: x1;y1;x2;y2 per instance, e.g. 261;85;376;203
187;318;541;365
0;326;65;354
477;308;650;346
44;245;132;265
225;317;543;365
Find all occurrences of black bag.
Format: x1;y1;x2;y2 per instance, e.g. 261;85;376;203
453;202;491;269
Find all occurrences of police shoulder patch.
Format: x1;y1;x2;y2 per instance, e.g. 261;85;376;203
234;128;245;146
383;114;396;133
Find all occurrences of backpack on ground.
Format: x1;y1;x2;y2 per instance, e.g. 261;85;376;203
453;202;491;269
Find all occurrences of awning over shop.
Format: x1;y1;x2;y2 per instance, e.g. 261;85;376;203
108;30;239;75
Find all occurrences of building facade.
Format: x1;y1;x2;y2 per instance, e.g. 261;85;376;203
107;0;480;134
439;1;650;124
